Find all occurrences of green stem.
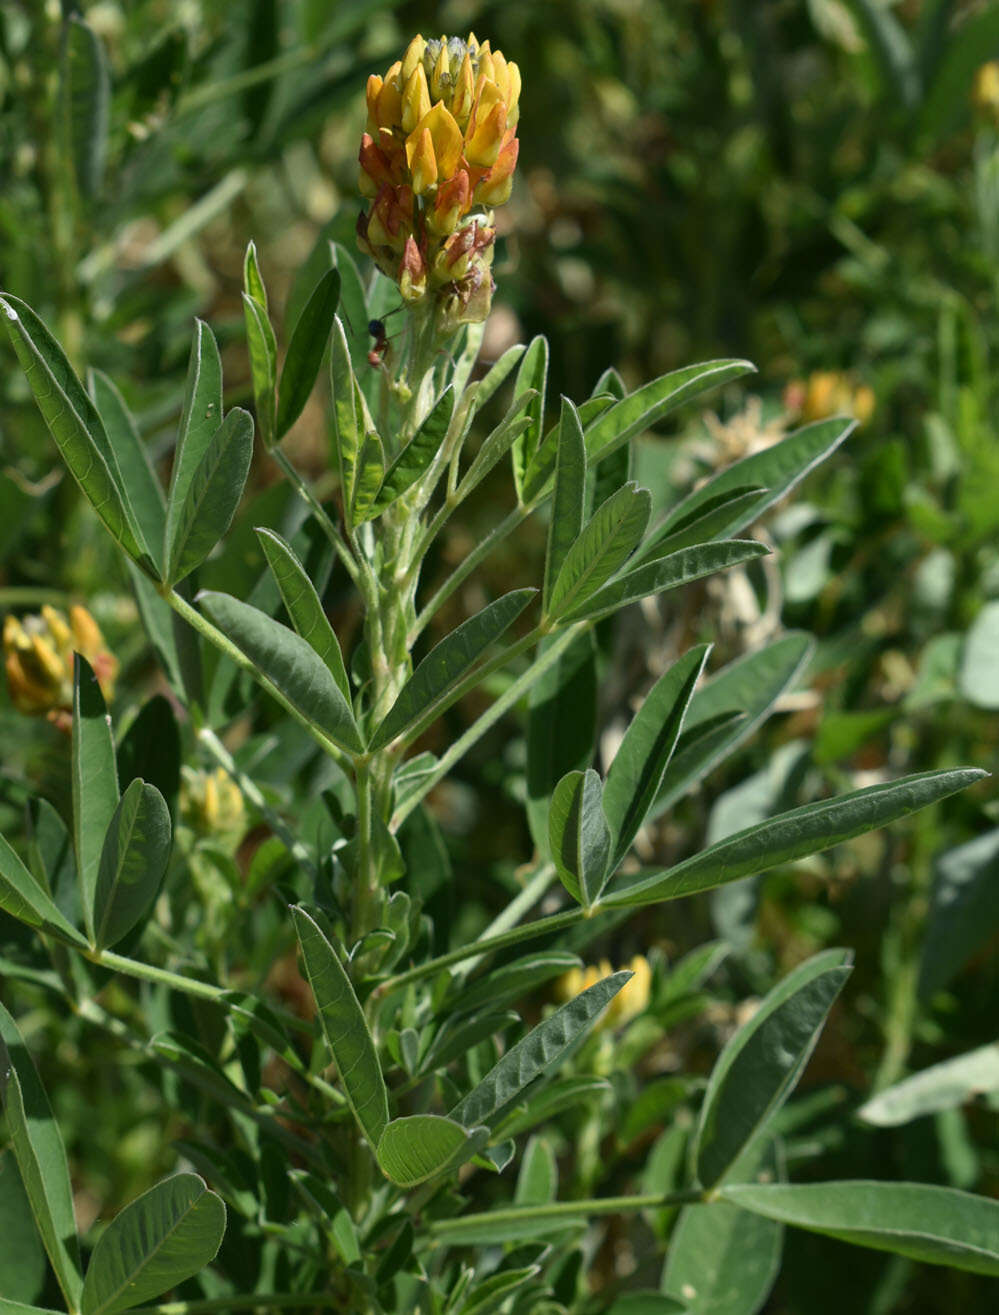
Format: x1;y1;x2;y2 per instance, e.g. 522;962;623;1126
392;622;585;827
90;947;231;1002
411;504;529;644
377;906;587;995
164;587;351;768
429;1188;706;1237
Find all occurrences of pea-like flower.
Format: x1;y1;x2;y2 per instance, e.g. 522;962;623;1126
180;767;247;842
3;604;118;730
357;34;521;332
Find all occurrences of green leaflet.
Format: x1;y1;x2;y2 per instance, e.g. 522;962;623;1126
291;906;389;1147
80;1174;226;1315
350;431;385;524
653;632;813;819
695;949;853;1187
376;1115;486;1187
73;655;120;944
0;1004;83;1310
59;17;109;201
858;1042;999;1128
664;417;856;541
165;321;224;566
165;408;254;585
453;952;582;1018
468;342;526;415
662;1142;782;1315
197;592;363;753
369;588;536;750
549;769;610;907
515;1136;558;1205
457;392;536;500
449;971;631;1127
642;484;769;560
0;296;149;569
561;540;769;624
603;768;987;909
603;645;710;870
329;314;376;529
526;631;598;853
548;482;651;619
275;266;341;440
256;528;350;699
543;398;586;613
243;240;268;310
93;779;172;950
89;369;166;575
0;832;86;947
373;386;455;511
723;1180;999;1276
0;1149;47;1305
511;335;549;501
242;292;277;447
523;359;755;502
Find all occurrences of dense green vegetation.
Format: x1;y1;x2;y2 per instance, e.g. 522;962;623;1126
1;4;998;1314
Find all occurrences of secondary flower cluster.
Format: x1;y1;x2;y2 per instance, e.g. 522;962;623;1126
557;956;653;1030
357;34;520;329
3;604;118;730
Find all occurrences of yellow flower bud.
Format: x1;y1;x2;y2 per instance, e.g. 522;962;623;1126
181;766;246;840
407;127;438;195
400;35;427;85
401;65;432;135
3;602;118;724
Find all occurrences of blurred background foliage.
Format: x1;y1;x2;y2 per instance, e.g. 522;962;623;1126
2;1;999;1312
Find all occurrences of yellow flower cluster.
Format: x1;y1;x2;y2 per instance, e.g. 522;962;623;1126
3;604;118;729
785;371;875;427
556;956;653;1030
180;767;246;841
357;34;521;330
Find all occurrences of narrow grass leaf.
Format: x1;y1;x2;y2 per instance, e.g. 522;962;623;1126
197;592;362;752
370;589;536;750
0;296;148;568
549;483;651;619
73;655;120;943
276;267;341;439
80;1174;226;1315
543;398;586;613
449;971;631;1127
695;950;853;1187
0;1003;83;1310
93;780;171;950
165;408;253;585
374;387;455;511
603;769;987;909
291;906;389;1147
549;769;610;907
256;528;350;699
563;540;768;624
722;1180;999;1276
89;370;166;574
376;1115;484;1187
604;645;710;870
